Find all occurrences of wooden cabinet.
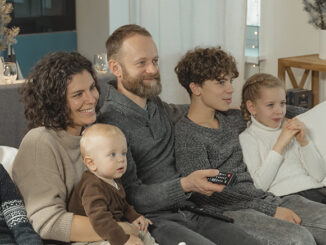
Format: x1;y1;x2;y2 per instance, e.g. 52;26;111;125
278;54;326;106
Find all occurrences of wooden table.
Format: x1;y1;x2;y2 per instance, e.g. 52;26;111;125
278;54;326;106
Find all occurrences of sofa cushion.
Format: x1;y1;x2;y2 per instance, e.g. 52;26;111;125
0;145;18;179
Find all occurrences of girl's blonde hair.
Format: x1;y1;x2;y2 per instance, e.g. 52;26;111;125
240;73;285;121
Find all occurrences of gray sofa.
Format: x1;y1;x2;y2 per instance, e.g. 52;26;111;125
0;73;117;149
0;71;307;150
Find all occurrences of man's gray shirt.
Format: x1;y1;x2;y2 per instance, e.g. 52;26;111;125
98;84;189;214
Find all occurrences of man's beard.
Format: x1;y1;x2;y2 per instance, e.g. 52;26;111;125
120;67;162;98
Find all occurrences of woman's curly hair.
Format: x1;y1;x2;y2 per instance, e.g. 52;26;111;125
174;47;238;95
240;73;284;122
22;52;100;130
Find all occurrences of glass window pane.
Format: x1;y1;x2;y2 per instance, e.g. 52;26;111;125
247;0;260;26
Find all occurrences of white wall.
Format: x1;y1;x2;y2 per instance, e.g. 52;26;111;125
108;0;130;35
76;0;110;61
259;0;326;102
76;0;326;103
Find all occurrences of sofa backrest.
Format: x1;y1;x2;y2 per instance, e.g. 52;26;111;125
0;83;26;148
0;73;116;148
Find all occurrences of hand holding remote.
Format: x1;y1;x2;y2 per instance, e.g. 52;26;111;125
207;172;237;186
180;169;225;196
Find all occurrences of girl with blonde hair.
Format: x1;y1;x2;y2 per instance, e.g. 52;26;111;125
240;73;326;203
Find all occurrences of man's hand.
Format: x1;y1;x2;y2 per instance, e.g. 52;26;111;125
274;207;302;224
124;234;143;245
132;216;152;232
180;169;225;196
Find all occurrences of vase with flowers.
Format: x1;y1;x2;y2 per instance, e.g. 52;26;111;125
0;0;19;84
302;0;326;60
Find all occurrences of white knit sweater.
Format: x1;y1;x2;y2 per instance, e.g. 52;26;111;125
239;117;326;196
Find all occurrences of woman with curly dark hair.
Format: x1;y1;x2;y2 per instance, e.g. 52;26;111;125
12;52;107;243
21;52;100;132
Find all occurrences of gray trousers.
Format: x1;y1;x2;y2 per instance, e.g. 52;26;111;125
295;187;326;204
147;210;262;245
224;195;326;245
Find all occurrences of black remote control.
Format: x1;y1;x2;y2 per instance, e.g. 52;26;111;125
207;172;237;186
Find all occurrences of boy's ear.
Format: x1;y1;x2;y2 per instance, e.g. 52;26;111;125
189;82;201;96
83;156;97;172
108;59;122;78
246;100;256;116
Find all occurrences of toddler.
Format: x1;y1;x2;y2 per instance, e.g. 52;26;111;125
240;73;326;203
68;124;157;245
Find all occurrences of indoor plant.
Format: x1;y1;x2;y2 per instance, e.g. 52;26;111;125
302;0;326;59
0;0;19;52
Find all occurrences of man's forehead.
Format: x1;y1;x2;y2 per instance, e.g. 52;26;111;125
120;34;158;59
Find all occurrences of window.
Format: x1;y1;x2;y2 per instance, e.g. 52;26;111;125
7;0;75;34
245;0;260;59
245;0;261;79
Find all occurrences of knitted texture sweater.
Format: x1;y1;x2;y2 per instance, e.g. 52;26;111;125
69;171;140;245
98;84;190;214
99;84;303;217
175;111;281;216
0;164;42;245
239;116;326;196
13;127;85;242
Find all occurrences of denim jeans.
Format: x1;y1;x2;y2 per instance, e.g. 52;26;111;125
146;210;262;245
224;195;326;245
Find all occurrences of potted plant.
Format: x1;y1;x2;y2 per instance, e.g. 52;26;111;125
302;0;326;59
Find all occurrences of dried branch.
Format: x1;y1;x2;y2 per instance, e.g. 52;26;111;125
303;0;326;29
0;0;19;51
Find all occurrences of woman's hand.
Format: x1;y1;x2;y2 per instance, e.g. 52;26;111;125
118;222;139;236
132;216;152;232
286;118;309;146
124;234;144;245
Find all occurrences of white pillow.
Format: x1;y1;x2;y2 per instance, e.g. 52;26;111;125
296;101;326;184
0;146;18;180
297;101;326;160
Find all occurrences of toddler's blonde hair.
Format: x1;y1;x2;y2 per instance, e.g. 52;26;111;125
80;123;125;158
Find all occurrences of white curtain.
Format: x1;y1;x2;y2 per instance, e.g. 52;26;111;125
126;0;247;106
